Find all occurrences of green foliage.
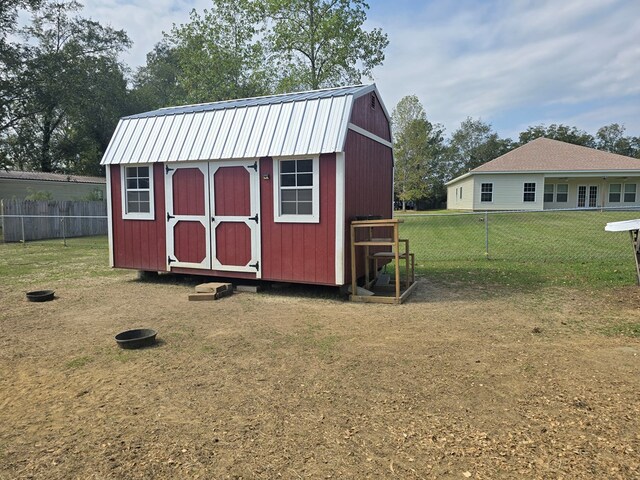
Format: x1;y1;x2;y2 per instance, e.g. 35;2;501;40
596;123;640;158
1;1;130;174
263;0;389;90
24;188;53;200
392;95;446;209
444;117;514;180
518;124;595;147
168;0;269;105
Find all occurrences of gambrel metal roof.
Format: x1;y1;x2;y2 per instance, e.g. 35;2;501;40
100;84;386;165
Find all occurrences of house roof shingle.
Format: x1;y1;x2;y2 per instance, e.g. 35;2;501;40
471;137;640;173
0;170;105;184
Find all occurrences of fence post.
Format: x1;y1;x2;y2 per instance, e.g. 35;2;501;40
484;211;489;259
21;216;26;245
61;217;67;246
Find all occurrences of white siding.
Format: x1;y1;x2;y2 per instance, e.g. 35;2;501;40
472;174;545;211
447;176;475;210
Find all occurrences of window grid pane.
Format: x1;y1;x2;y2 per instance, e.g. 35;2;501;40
279;159;315;216
125;166;151;214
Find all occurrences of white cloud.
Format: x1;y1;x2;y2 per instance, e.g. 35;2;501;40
77;0;640;137
371;0;640;136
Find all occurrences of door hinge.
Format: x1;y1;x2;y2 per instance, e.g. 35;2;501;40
247;161;258;172
168;256;175;265
249;213;259;224
165;165;174;174
249;261;259;271
167;212;174;221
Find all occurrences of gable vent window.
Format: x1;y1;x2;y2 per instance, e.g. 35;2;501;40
370;94;376;110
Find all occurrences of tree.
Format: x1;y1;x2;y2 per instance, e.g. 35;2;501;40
131;41;185;111
518;124;595;148
8;1;130;172
263;0;389;91
595;123;640;158
445;118;513;180
0;0;42;156
135;0;270;108
392;95;445;210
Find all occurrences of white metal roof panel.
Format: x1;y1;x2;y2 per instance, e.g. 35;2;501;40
101;84;389;165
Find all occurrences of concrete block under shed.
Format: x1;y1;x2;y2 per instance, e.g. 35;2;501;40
188;289;233;301
235;285;262;293
195;282;232;294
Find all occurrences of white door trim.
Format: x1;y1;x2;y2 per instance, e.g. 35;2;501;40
165;162;211;270
209;160;262;277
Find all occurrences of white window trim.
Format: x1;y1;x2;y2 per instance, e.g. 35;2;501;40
609;183;622;203
273;156;320;223
480;182;493;203
523;182;536;202
624;183;637;203
121;164;155;220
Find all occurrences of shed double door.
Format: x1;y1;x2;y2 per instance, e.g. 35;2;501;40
165;161;261;277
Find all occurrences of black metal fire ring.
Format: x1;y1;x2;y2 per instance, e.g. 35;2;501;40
115;329;158;349
26;290;55;302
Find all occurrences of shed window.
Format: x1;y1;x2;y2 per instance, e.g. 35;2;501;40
523;183;536;202
273;158;319;223
480;183;493;202
624;184;637;203
556;184;568;202
544;184;554;202
121;165;154;220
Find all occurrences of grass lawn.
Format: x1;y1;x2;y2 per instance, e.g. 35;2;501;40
0;236;124;288
397;210;639;289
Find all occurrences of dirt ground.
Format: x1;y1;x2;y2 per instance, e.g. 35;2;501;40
1;273;639;479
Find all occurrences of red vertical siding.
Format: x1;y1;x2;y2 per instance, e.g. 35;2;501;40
111;163;166;271
343;131;394;283
213;166;250;216
260;154;336;285
172;168;205;215
350;91;392;141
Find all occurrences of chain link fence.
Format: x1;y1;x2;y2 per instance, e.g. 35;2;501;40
397;207;640;264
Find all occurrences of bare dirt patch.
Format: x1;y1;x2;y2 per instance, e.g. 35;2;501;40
1;274;639;479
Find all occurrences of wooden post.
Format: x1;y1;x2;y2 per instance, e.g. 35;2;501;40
350;223;357;296
394;221;400;300
631;230;640;285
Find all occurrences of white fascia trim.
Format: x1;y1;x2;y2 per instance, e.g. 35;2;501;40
106;166;114;267
347;123;393;148
334;152;345;285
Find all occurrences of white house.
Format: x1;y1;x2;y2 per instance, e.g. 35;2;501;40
446;138;640;211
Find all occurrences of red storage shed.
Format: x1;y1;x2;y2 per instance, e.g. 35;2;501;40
100;84;393;286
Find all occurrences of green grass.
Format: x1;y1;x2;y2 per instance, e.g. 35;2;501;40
602;322;640;338
397;210;639;289
0;236;123;287
2;211;638;291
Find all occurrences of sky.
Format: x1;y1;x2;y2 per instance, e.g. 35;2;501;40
81;0;640;141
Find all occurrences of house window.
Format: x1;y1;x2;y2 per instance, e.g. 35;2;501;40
121;165;154;220
273;157;319;223
556;184;568;202
480;183;493;202
523;183;536;202
544;184;554;203
459;186;463;199
624;184;637;203
609;184;621;203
